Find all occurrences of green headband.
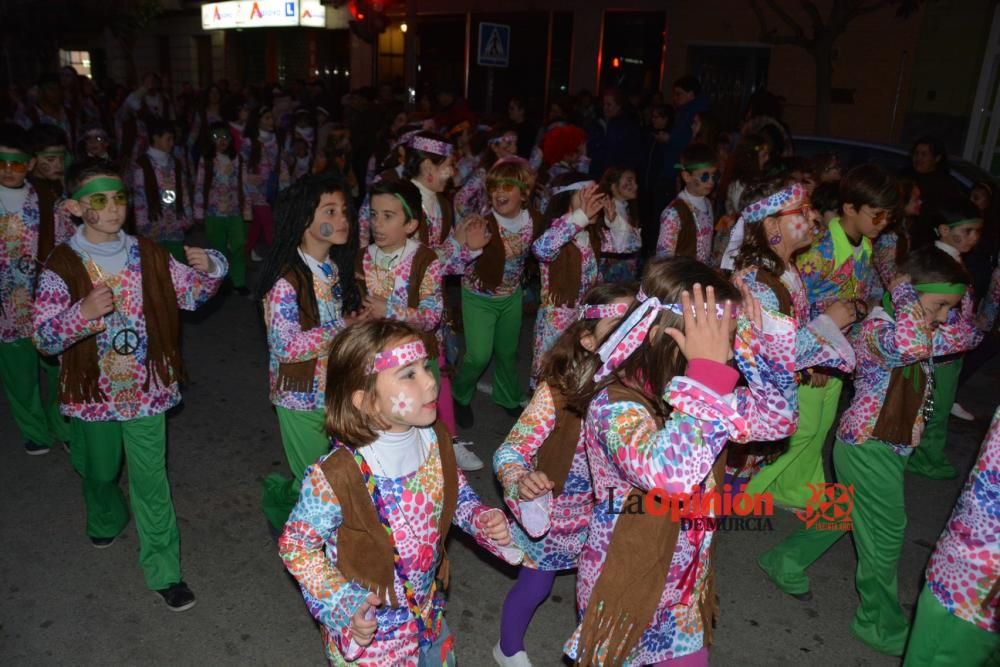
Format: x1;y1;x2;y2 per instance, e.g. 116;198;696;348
72;177;125;201
914;282;967;295
674;161;714;172
947;218;983;228
491;177;527;190
393;193;415;221
0;151;30;163
36;149;67;158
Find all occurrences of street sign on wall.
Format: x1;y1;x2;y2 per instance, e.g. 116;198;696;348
201;1;340;30
477;22;510;68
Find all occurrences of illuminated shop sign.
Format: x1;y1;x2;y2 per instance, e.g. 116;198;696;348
201;1;328;30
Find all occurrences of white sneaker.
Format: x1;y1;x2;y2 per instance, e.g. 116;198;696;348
477;380;493;395
493;642;533;667
951;403;975;421
453;440;483;471
250;249;263;262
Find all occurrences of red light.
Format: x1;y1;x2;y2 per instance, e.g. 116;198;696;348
611;57;621;68
348;0;364;20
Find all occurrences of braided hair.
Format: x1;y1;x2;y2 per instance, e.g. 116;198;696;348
256;173;362;314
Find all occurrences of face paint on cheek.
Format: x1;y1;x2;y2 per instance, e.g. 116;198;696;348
84;209;100;225
390;392;415;417
319;223;334;237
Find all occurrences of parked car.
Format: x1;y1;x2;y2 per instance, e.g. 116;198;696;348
793;135;996;193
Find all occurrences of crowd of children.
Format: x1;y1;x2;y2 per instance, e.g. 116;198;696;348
3;72;999;666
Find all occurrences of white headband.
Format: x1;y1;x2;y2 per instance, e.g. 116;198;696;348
551;180;595;197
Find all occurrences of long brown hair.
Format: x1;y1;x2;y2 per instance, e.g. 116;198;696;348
570;257;741;417
539;282;637;407
324;320;425;447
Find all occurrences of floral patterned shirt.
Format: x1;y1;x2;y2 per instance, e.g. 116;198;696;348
925;406;1000;631
493;381;594;570
796;217;875;321
1;183;75;342
361;240;443;334
132;150;193;243
264;261;347;411
194;154;250;220
454;167;488;221
836;282;982;453
655;191;714;263
979;266;1000;332
463;210;534;297
32;236;226;421
278;427;523;666
240;132;280;208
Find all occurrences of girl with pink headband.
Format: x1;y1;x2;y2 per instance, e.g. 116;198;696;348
279;320;523;666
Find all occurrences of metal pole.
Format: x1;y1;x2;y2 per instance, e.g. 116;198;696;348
404;0;417;93
888;50;907;142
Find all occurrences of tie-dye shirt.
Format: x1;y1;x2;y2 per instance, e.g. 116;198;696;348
279;427;523;666
493;381;593;571
264;259;347;411
925;406;1000;631
566;323;798;665
836;282;982;453
797;217;875;320
32;236;227;421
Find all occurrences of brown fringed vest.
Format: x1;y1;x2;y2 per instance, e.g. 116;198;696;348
534;385;583;498
472;210;545;295
417;193;453;247
670;200;699;259
45;238;183;404
136;153;186;222
575;382;725;667
29;177;63;263
871;363;928;446
275;265;323;393
548;221;602;308
407;244;441;359
319;421;458;608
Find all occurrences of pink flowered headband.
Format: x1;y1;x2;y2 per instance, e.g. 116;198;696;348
410;136;454;158
393;129;422;151
489;131;518;146
578;302;630;320
741;183;807;224
593;289;738;382
370;340;428;373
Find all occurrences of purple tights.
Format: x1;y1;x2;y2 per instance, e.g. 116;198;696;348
498;567;556;656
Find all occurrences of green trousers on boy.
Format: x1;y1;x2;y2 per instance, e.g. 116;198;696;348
746;377;842;508
262;406;331;531
903;585;1000;666
0;337;68;447
71;413;180;590
908;358;962;479
758;438;910;656
452;287;523;410
205;214;246;288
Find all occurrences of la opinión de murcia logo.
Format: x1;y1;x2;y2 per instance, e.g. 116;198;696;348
795;483;855;531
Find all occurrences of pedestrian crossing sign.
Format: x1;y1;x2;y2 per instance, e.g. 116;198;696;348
478;22;510;67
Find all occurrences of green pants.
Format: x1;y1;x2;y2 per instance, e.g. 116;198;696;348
159;240;186;263
908;358;962;479
746;377;842;508
40;355;71;445
903;584;1000;666
72;413;180;590
0;337;65;447
758;439;910;656
262;406;331;530
205;214;246;288
452;287;523;409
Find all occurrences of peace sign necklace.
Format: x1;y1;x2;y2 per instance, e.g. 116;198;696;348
78;248;140;356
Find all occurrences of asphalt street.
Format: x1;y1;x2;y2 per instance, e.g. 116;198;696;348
2;262;997;666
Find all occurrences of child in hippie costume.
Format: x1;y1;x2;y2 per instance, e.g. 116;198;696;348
279;320;523;666
493;282;636;666
758;246;983;656
33;158;228;610
566;257;798;666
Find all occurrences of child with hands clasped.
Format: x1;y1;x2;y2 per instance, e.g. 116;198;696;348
279;320;523;666
33;158;228;611
565;257;798;666
530;172;606;386
492;282;635;667
758;246;982;657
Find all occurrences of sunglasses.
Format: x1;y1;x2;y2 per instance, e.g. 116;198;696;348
698;171;720;183
0;160;28;173
212;132;230;141
776;204;813;218
84;191;128;210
